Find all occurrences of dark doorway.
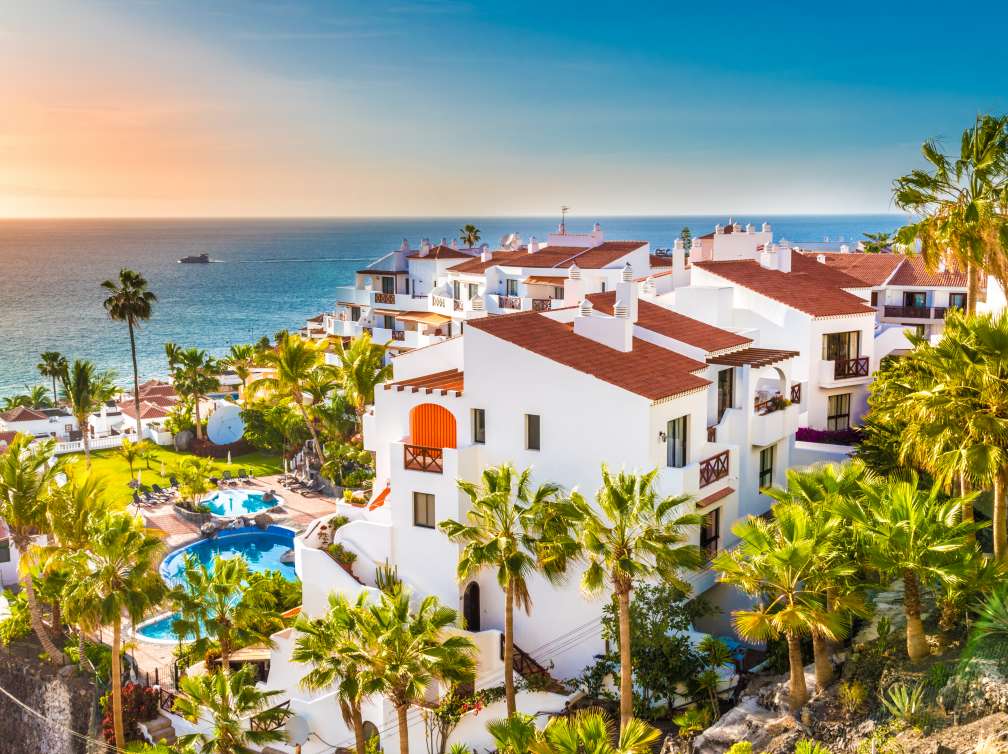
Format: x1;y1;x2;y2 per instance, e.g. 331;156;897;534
463;582;480;631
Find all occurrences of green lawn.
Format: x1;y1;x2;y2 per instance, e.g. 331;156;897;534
65;446;283;505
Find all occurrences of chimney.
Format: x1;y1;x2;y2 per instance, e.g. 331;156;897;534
778;239;792;273
480;248;491;263
400;239;409;251
616;262;639;322
419;238;431;257
564;262;584;303
440;237;448;246
451;239;458;249
672;239;687;285
715;224;724;235
746;223;755;234
817;254;826;263
573;297;633;352
528;236;539;254
593;222;601;232
840;244;850;253
471;295;485;311
690;236;704;262
762;222;772;233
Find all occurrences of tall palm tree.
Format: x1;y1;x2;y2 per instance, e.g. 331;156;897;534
60;359;116;465
251;335;332;463
116;437;142;479
225;343;258;404
37;351;67;406
102;269;158;439
713;505;853;708
23;384;53;409
893;114;1008;313
833;473;980;660
349;591;475;754
171;348;220;441
164;341;183;371
63;512;165;750
565;465;704;731
292;592;378;754
458;224;481;248
439;463;569;715
0;436;66;660
173;667;287;754
329;333;392;436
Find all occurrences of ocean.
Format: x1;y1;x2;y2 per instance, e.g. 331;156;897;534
0;215;906;397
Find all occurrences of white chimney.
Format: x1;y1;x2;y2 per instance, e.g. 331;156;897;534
400;239;409;251
573;297;633;352
733;222;742;232
746;223;755;234
419;238;431;257
593;222;601;232
817;254;826;263
613;299;629;318
480;248;491;263
778;239;792;273
564;263;584;303
616;263;639;322
762;222;772;233
938;259;947;273
715;224;724;235
440;237;447;246
840;244;850;253
672;240;687;285
528;236;539;254
579;298;593;317
451;239;458;249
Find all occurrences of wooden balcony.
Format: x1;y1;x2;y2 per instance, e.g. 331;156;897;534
531;298;552;312
834;356;870;379
754;394;788;415
790;382;802;404
883;305;950;320
374;292;396;305
699;450;729;488
403;443;444;473
497;295;522;310
391;329;405;341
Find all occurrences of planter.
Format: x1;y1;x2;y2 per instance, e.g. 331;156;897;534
173;504;212;524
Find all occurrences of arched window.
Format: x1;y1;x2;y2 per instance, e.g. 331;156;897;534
463;582;480;632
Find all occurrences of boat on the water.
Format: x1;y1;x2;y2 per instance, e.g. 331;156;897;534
178;253;210;264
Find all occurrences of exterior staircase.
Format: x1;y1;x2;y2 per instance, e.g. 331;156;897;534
511;643;568;694
143;714;177;746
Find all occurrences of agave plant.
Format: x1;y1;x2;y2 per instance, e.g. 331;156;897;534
880;682;927;726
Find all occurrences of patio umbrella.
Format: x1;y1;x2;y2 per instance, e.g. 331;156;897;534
284;458;288;476
227;450;232;466
160;460;165;478
137;470;142;486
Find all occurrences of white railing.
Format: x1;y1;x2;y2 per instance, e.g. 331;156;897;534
51;435;124;455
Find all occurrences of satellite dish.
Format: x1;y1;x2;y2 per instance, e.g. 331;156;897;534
207;401;245;445
499;232;521;250
286;715;310;745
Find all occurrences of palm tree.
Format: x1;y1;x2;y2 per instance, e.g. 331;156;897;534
458;224;481;248
175;456;216;508
173;667;287;754
102;269;158;439
23;385;53;409
439;463;568;715
60;359;116;465
565;465;704;730
892;114;1008;314
329;333;392;436
292;592;378;754
37;351;68;406
63;512;164;750
350;591;475;754
486;710;660;754
860;231;893;254
1;394;32;410
251;335;332;463
0;436;67;660
171;348;220;441
117;437;142;479
225;343;258;404
164;341;183;371
713;505;852;709
833;473;979;660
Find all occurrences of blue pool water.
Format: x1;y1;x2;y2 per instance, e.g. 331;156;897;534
137;526;298;643
204;488;282;518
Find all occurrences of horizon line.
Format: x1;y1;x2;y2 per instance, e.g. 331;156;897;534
0;212;908;222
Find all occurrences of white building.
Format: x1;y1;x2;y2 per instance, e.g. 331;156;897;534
0;405;78;441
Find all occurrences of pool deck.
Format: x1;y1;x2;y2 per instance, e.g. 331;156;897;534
139;474;344;549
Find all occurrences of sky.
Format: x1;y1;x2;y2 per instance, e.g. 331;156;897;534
1;1;1006;218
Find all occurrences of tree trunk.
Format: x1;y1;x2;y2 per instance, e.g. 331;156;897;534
51;602;63;639
129;322;143;440
616;584;633;732
21;569;64;662
903;570;929;661
503;580;516;716
786;632;808;712
994;467;1007;562
82;424;91;466
966;262;979;315
51;376;58;407
960;472;975;542
396;703;410;754
811;633;833;691
351;704;365;754
194;398;203;440
111;619;126;750
77;629;88;671
297;402;327;465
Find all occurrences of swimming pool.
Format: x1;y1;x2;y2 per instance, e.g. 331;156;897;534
137;526;298;643
203;488;282;518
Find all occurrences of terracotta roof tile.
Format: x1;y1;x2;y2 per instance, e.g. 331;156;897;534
0;431;19;447
0;406;48;423
889;255;967;287
798;251;904;287
119;401;170;420
384;369;463;395
587;291;751;353
448;241;645;273
649;253;674;268
406;245;474;260
448;250;525;274
693;258;875;318
467;311;710;401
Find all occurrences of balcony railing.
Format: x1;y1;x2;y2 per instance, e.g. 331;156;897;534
701;536;719;562
883;305;950;320
754;394;788;415
454;299;464;311
699;450;729;488
391;329;405;341
374;292;396;305
833;356;870;379
497;295;522;310
707;425;717;443
531;298;552;312
790;383;802;404
250;700;292;733
404;443;444;473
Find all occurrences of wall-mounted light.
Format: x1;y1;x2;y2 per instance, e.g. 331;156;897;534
658;431;667;442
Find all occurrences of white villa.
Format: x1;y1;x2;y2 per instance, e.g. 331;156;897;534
0;405;79;442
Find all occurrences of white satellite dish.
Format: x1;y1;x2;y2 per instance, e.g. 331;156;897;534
207;401;245;445
286;715;310;746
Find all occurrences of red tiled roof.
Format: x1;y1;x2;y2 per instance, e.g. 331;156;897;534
699;221;740;240
0;431;19;447
0;405;48;423
467;311;710;401
693;258;875;318
649;253;674;268
524;275;567;285
119;401;170;420
384;369;464;396
407;245;474;260
587;291;751;353
889;255;967;287
449;250;525;274
448;241;645;273
798;251;904;287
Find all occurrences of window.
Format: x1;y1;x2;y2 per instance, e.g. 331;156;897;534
553;286;564;300
0;537;9;563
759;445;775;489
827;393;851;431
472;408;486;444
413;492;436;528
902;323;926;336
382;315;395;330
381;276;395;294
600;281;607;293
468;283;479;300
903;291;926;308
350;306;361;322
666;416;688;468
699;508;720;560
717;368;734;421
870;291;879;307
822;331;860;361
525;414;541;451
949;292;967;310
452;280;461;300
506;278;518;296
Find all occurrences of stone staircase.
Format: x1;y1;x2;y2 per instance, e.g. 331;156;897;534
142;715;178;746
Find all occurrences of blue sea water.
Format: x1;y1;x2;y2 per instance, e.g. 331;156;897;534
0;215;905;396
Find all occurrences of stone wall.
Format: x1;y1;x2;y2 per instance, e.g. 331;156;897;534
0;644;102;754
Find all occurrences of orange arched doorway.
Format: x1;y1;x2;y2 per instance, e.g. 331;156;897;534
409;403;457;449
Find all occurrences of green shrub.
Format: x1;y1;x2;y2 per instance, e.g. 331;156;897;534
795;740;832;754
672;706;711;738
327;542;358;569
725;743;753;754
838;680;868;716
0;591;31;646
880;682;927;727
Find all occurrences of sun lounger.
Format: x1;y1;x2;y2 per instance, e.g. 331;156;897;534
221;470;234;486
151;483;171;500
209;476;220;485
169;476;180;489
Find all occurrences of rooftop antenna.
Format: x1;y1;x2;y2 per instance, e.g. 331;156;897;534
560;205;570;235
